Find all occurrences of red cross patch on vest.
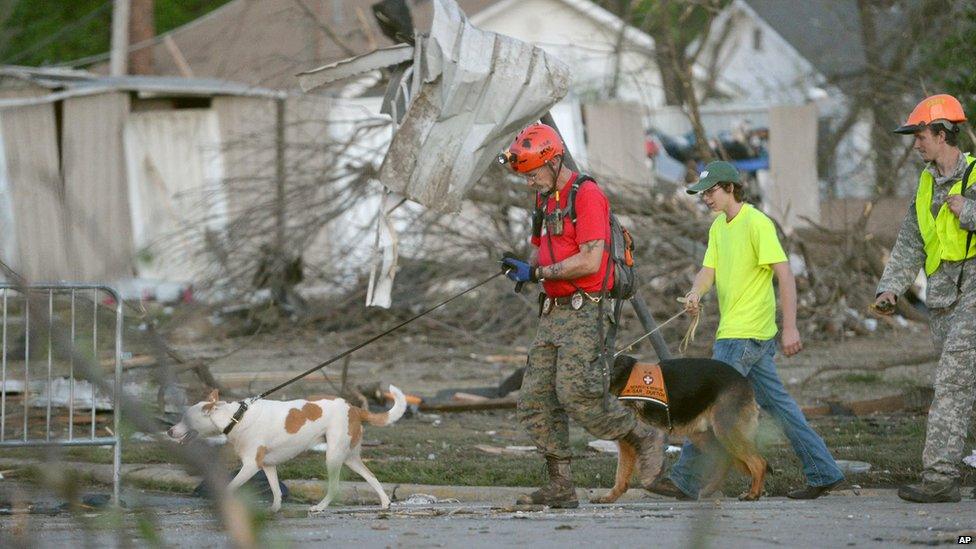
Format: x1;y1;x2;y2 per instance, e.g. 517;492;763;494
618;362;669;408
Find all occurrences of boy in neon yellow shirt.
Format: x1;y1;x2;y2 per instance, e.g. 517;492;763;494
651;161;844;500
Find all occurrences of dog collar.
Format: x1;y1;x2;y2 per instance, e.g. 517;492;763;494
223;400;250;435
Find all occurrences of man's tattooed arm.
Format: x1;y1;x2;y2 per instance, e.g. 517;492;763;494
538;239;605;280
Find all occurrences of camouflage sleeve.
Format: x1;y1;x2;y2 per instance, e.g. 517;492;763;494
877;199;926;296
960;196;976;230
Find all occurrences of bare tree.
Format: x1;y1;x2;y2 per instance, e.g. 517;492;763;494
599;0;728;161
820;0;950;197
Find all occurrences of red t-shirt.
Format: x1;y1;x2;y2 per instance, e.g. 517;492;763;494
530;173;614;297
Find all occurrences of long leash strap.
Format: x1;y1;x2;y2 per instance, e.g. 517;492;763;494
958;229;974;292
257;271;505;399
613;306;692;358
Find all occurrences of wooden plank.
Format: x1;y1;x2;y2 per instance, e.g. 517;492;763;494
451;392;489;403
419;397;516;412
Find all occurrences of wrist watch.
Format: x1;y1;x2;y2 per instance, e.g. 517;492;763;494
534;266;544;281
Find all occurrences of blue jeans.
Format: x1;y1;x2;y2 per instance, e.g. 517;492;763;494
669;338;844;497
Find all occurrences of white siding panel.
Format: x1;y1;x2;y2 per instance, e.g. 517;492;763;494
123;109;227;282
0;103;71;281
62;92;133;281
212;95;276;244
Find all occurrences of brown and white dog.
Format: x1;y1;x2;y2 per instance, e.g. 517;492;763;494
594;355;767;503
168;386;406;511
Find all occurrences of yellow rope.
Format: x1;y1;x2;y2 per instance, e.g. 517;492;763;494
675;296;701;354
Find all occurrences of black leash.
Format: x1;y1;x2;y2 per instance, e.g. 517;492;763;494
255;270;506;400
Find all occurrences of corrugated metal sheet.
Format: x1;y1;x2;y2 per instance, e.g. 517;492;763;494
298;44;415;92
377;0;571;214
0;103;72;281
0;65;283;98
80;75;283;98
0;76;51;100
123;110;227;282
62;92;134;281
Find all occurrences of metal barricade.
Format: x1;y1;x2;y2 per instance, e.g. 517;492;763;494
0;284;123;504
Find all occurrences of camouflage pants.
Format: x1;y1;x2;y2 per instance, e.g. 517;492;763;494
517;299;637;460
922;290;976;484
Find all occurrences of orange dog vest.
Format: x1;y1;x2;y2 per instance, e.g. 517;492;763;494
618;362;669;408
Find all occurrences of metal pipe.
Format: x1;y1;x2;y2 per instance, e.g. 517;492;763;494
274;97;287;261
91;288;97;440
23;292;29;441
69;290;75;440
1;288;6;442
46;290;52;441
0;438;118;448
112;287;123;507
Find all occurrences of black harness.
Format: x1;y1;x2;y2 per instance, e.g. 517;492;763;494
954;159;976;291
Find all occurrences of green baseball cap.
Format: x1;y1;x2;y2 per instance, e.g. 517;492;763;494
686;160;740;194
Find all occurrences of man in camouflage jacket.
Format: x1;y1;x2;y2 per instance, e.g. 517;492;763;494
875;95;976;503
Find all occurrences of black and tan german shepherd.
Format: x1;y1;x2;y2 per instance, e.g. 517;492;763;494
593;355;767;503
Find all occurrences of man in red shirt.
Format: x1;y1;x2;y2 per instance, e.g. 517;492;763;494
500;124;665;508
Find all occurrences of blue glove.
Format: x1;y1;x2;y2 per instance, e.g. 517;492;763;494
501;256;534;282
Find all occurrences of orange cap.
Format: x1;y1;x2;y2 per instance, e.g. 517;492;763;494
894;94;967;134
501;123;565;173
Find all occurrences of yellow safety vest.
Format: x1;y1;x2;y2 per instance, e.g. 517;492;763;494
915;154;976;275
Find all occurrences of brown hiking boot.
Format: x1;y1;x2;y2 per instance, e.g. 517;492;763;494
621;424;667;488
515;457;579;508
787;480;842;500
645;477;696;500
897;481;961;503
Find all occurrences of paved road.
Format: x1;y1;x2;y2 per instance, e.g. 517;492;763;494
1;484;973;548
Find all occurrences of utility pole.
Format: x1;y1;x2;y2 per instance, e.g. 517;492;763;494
274;97;288;269
128;0;155;75
110;0;130;76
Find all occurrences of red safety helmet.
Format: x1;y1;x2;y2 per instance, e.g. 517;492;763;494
894;94;967;134
499;123;565;173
